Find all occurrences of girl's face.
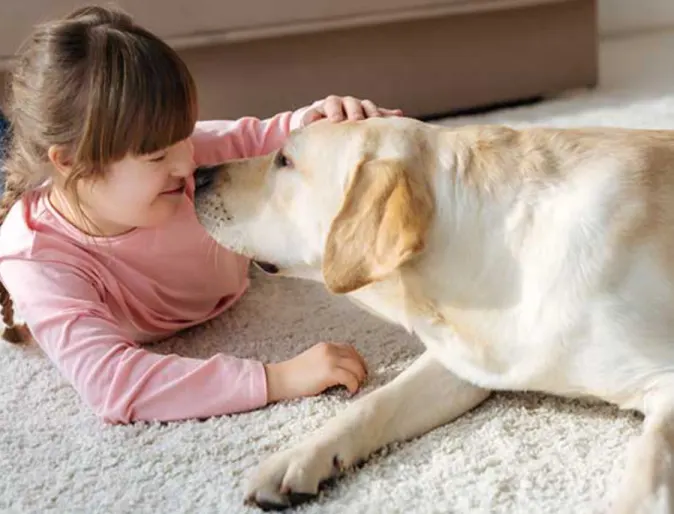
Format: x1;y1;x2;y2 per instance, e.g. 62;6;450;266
54;138;196;236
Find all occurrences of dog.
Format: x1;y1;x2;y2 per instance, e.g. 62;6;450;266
193;116;674;512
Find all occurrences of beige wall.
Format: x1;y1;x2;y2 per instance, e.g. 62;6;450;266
0;0;597;120
0;0;574;72
599;0;674;36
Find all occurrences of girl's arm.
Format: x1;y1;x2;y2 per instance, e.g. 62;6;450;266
0;258;269;424
0;257;368;424
190;108;310;166
190;96;403;166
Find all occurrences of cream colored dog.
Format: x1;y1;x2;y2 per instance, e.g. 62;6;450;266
194;117;674;513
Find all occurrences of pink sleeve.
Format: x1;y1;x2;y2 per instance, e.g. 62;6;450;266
190;107;311;166
0;258;269;424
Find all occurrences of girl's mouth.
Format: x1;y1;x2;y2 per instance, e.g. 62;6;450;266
161;184;185;195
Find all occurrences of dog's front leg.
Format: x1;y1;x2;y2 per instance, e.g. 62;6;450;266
245;351;490;510
612;394;674;514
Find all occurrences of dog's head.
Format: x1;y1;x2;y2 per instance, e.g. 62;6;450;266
194;117;435;294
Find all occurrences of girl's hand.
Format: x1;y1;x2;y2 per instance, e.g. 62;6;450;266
265;341;368;403
300;95;403;126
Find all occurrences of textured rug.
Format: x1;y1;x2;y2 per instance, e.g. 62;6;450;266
3;30;674;514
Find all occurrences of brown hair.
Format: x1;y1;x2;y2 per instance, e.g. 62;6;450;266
0;5;198;342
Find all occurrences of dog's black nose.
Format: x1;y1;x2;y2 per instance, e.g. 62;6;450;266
194;164;220;193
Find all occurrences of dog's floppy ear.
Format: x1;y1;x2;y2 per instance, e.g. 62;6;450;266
323;158;434;294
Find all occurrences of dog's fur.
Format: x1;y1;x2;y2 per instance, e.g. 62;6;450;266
194;117;674;512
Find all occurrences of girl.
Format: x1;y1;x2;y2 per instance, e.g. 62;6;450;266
0;6;402;424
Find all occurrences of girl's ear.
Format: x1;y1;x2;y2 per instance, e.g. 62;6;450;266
47;145;73;178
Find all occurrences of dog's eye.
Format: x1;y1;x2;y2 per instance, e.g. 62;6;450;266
275;151;292;169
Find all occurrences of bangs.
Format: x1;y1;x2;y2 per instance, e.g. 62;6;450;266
76;26;198;166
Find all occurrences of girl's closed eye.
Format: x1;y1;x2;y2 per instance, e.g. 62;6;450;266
143;149;168;163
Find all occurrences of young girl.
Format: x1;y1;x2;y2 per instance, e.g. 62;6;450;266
0;6;402;424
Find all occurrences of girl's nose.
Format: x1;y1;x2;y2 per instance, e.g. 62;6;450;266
171;140;196;177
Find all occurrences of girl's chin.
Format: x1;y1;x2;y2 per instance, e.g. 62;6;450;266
151;197;184;221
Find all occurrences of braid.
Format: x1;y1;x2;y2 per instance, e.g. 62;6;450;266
0;282;23;343
0;130;31;344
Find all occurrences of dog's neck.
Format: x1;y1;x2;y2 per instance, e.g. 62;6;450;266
347;181;521;338
425;139;525;305
343;127;555;336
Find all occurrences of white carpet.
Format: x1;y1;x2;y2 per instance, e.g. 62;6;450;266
3;29;674;514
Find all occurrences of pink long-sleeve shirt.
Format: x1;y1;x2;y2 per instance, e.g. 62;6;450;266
0;109;307;424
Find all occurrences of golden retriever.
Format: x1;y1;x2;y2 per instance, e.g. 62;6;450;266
193;117;674;513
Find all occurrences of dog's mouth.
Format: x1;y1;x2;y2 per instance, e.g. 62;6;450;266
253;260;280;275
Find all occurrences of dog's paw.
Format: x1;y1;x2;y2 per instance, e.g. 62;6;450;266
244;442;349;511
